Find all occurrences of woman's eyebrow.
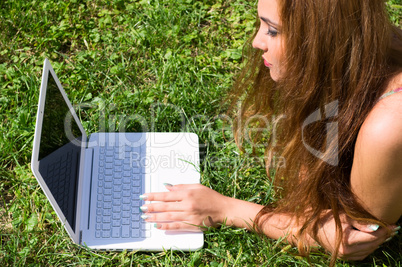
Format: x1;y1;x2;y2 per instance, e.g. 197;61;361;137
260;16;280;29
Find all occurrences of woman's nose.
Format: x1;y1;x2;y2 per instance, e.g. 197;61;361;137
252;31;268;51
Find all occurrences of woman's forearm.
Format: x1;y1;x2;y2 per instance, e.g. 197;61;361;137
219;196;263;229
219;196;307;245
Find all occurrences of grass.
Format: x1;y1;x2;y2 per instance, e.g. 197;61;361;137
0;0;401;266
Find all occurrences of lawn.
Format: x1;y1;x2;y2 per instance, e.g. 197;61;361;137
0;0;401;266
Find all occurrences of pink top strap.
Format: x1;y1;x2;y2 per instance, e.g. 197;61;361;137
379;87;402;100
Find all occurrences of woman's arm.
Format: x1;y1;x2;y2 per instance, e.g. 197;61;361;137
142;184;300;239
351;91;402;223
141;184;397;260
140;184;263;230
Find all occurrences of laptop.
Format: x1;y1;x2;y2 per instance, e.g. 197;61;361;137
31;58;203;251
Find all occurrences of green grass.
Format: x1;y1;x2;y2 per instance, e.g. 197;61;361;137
0;0;401;266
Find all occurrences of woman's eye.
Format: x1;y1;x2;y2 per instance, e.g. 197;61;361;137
267;29;278;37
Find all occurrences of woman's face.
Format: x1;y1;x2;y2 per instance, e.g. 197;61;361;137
252;0;284;81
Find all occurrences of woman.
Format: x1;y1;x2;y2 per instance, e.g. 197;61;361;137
139;0;402;264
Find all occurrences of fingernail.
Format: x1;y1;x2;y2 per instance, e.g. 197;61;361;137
139;194;147;200
141;214;150;220
163;183;173;187
154;223;162;229
367;224;380;231
139;206;148;212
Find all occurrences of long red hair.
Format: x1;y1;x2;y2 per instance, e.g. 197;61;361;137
230;0;402;265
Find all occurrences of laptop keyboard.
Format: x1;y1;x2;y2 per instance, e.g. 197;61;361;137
94;144;150;239
46;150;74;223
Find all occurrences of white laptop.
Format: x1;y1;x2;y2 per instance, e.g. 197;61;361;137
31;58;203;251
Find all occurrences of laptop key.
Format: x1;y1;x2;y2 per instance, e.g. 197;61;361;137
102;231;110;238
132;221;140;228
104;209;111;216
132;187;140;194
103;216;111;223
105;163;113;169
104;189;112;195
112;213;121;220
122;225;130;238
114;166;122;172
131;229;140;238
112;227;120;238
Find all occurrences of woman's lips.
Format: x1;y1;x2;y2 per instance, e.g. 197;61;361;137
263;58;272;68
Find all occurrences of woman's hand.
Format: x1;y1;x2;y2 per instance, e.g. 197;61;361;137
140;184;229;231
314;211;400;261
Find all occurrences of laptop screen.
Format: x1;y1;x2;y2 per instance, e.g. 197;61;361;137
37;70;82;231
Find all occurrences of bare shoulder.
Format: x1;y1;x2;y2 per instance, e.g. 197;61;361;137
360;99;402;151
359;71;402;150
350;71;402;223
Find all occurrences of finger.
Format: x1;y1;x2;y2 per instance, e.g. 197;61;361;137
350;221;381;233
387;225;401;237
142;212;207;231
341;230;388;260
351;222;400;235
153;221;205;232
346;227;388;246
144;202;183;212
338;243;380;261
144;211;196;223
142;191;182;202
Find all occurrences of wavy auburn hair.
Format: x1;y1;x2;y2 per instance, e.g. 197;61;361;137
230;0;402;265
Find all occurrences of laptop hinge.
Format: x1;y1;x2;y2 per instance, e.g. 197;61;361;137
80;147;94;233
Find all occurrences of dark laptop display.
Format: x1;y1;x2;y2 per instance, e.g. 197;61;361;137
37;72;82;231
